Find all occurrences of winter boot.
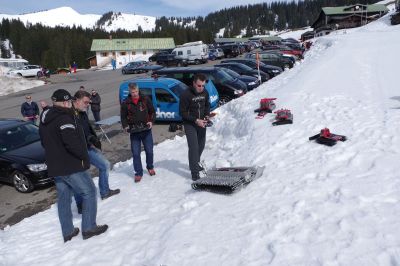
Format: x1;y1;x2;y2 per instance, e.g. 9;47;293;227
82;225;109;240
148;169;156;176
64;227;80;243
101;189;121;200
134;175;142;183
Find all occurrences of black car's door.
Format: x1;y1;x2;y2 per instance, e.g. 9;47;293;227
0;156;12;183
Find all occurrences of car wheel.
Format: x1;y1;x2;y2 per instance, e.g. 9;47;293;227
177;62;182;67
284;64;290;69
218;95;231;106
18;73;23;77
195;59;200;65
12;171;34;193
122;70;126;74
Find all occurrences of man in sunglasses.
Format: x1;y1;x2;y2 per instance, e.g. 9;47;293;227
179;74;210;181
72;90;120;207
21;95;39;124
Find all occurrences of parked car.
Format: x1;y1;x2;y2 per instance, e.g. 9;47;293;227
154;67;247;105
218;44;240;58
0;119;51;193
119;77;219;121
7;65;42;77
217;67;260;91
121;61;149;74
220;59;283;78
215;62;270;82
245;53;294;69
172;41;208;64
148;49;174;62
156;54;188;67
209;48;224;59
254;51;296;64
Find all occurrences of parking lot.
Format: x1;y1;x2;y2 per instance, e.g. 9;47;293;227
0;60;225;229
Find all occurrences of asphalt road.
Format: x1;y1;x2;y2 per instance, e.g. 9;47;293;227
0;68;182;229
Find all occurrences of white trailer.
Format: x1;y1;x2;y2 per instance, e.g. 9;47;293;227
172;41;208;64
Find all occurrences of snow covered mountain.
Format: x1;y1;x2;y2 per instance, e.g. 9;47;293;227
1;9;400;266
0;7;156;32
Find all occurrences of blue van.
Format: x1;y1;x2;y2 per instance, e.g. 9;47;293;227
119;77;219;122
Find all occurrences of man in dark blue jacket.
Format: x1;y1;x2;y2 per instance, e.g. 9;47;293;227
179;74;210;181
21;95;39;124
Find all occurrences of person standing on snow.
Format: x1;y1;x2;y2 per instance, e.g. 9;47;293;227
72;90;120;209
21;95;40;124
120;82;156;183
39;89;108;242
179;74;210;181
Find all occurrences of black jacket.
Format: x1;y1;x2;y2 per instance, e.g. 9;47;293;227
39;106;90;177
120;94;155;129
90;93;101;112
73;108;102;150
21;101;39;117
179;86;210;124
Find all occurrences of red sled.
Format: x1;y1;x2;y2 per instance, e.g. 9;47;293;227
309;128;347;146
272;109;293;126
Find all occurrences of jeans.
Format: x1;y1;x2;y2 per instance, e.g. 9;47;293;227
130;129;154;176
75;148;110;204
184;123;206;174
54;171;97;238
92;111;101;122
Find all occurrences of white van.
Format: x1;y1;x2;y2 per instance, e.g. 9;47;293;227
172;41;208;64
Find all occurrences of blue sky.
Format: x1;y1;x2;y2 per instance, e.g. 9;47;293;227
0;0;272;17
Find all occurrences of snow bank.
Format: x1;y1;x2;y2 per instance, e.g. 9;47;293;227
1;14;400;266
0;74;44;96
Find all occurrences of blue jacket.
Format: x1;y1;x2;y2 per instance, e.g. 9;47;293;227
21;101;39;118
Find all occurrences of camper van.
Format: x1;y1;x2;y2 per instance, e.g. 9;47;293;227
172;41;208;64
0;58;28;69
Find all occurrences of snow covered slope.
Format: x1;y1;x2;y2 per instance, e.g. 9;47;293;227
0;7;156;32
1;13;400;266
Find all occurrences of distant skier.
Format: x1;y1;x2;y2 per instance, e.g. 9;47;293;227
179;73;210;181
120;82;156;183
21;95;40;124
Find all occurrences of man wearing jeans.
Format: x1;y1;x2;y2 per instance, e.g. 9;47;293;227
179;74;210;181
72;90;120;207
39;89;108;242
120;83;156;183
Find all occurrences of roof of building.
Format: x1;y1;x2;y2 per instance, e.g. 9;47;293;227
90;38;176;52
322;4;389;15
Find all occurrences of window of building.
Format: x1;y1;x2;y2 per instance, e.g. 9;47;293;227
132;51;136;55
101;52;108;57
120;51;126;56
143;50;147;55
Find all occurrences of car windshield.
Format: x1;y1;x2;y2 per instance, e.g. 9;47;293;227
0;123;40;154
215;69;235;83
220;68;240;78
170;82;189;97
236;64;254;72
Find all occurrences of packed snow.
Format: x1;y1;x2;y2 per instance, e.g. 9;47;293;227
1;13;400;266
0;7;156;32
0;70;44;96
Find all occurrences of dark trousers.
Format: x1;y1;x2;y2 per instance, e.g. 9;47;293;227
130;129;154;176
92;110;101;122
184;123;206;174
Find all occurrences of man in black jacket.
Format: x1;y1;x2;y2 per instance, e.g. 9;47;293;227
73;90;120;203
120;82;156;183
90;89;101;124
39;89;108;242
179;74;210;181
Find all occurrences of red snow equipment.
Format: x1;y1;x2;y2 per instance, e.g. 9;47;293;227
272;109;293;126
254;98;276;119
309;128;347;146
